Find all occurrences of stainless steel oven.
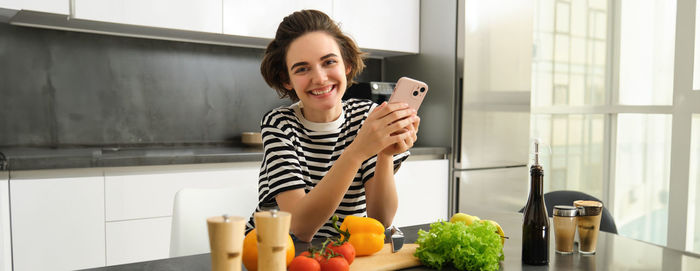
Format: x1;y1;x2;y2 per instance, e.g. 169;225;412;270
343;82;396;104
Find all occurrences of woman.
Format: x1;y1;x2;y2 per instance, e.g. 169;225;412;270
246;9;420;242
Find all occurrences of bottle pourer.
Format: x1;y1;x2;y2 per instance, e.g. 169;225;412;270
533;139;540;166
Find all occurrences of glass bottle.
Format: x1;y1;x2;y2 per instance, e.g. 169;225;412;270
522;140;549;265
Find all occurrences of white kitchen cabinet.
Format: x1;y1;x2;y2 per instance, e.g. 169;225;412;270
103;162;259;264
393;159;449;227
106;217;172;266
74;0;222;33
104;162;259;221
223;0;332;39
0;172;10;271
332;0;420;54
10;169;105;271
7;0;419;56
0;0;68;14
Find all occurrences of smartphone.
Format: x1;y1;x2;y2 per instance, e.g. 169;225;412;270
388;77;428;111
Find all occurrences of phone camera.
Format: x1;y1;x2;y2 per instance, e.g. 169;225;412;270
420;87;426;93
412;91;419;96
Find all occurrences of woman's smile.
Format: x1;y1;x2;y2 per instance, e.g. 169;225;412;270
309;85;335;96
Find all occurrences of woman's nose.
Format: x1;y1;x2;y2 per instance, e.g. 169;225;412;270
311;67;328;83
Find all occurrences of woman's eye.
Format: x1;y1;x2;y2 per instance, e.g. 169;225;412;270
324;59;337;66
294;67;308;73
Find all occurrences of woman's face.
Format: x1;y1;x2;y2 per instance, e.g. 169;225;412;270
284;31;350;122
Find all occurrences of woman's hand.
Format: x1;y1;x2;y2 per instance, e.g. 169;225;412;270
347;102;417;160
380;113;420;156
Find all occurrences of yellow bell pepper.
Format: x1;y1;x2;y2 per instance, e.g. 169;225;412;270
333;215;385;256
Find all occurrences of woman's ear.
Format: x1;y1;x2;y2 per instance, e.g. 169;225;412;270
283;82;293;91
345;64;352;75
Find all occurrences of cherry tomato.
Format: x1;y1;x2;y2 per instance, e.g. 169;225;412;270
328;242;356;265
319;255;349;271
299;251;324;262
289;254;321;271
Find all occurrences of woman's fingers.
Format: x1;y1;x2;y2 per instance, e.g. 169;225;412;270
366;102;388;121
356;102;421;158
386;115;418;135
412;115;420;132
382;109;415;128
372;103;411;121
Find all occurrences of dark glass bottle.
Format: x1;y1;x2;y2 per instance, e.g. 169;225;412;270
522;142;549;265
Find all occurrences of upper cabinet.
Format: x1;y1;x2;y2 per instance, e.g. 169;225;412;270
0;0;68;14
223;0;332;39
74;0;222;33
333;0;420;54
5;0;419;56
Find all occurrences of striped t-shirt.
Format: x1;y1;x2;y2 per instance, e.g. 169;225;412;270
245;98;409;238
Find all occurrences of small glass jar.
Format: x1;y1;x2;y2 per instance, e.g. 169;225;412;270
553;205;578;254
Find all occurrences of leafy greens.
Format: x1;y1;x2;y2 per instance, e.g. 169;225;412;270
414;221;504;271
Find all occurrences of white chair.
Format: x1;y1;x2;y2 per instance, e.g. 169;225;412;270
169;186;257;257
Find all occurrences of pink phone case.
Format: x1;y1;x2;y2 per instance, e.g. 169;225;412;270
388;77;429;111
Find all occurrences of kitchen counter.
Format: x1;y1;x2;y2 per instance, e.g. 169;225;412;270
0;146;449;171
82;210;700;271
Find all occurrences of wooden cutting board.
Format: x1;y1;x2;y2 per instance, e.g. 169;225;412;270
350;243;421;271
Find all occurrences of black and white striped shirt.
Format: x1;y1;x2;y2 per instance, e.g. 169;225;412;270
245;99;409;238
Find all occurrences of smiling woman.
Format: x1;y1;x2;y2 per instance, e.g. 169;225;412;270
283;32;349;122
245;9;421;242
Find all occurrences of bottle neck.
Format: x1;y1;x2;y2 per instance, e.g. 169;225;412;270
530;165;544;197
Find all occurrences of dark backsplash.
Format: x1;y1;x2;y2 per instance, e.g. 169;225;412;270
0;23;381;148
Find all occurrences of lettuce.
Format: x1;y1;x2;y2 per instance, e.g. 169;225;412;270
414;221;504;271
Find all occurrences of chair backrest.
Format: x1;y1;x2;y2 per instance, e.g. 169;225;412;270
542;190;617;234
169;186;257;257
519;190;618;234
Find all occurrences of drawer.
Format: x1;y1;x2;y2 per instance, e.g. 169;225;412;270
106;217;172;265
104;162;259;221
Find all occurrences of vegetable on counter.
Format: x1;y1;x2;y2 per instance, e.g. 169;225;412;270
414;221;504;271
289;216;357;271
330;216;357;264
241;228;295;271
293;240;351;271
337;215;385;256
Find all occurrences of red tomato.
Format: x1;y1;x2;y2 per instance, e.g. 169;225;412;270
328;242;356;265
289;254;321;271
299;251;324;262
319;256;349;271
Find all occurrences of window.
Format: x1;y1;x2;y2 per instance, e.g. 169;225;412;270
694;2;700;90
532;0;699;250
531;0;609;202
691;115;700;252
614;114;672;245
531;114;605;199
618;0;675;105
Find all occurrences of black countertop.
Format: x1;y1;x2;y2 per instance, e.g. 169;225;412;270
0;146;449;171
82;210;700;271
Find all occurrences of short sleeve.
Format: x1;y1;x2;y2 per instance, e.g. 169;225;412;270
258;111;306;207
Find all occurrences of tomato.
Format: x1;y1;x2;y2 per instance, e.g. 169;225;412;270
289;255;321;271
327;242;355;265
319;256;349;271
299;251;324;262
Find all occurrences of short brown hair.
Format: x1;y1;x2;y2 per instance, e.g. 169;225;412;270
260;9;366;101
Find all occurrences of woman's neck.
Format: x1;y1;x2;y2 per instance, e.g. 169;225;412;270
300;104;343;123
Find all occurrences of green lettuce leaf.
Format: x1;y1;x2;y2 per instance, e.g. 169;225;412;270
414;221;504;271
